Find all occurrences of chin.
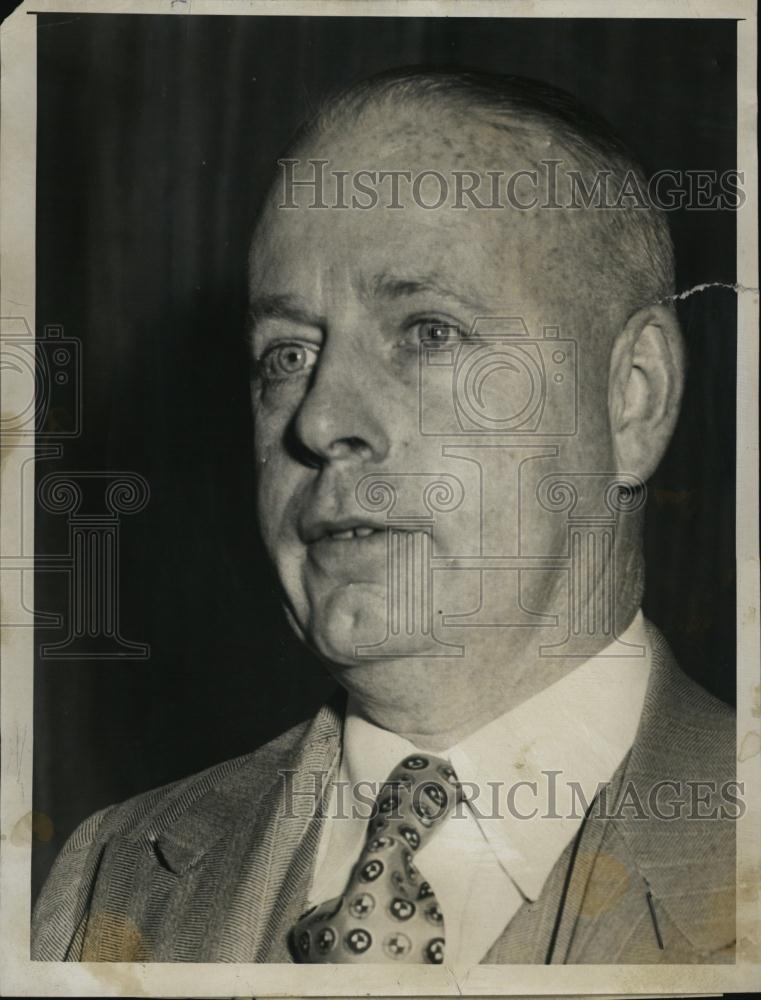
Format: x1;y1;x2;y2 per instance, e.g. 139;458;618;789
307;584;390;666
306;584;466;668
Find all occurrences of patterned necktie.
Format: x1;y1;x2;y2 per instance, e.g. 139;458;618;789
291;753;463;964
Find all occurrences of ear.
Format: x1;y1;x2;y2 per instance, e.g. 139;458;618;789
608;304;685;480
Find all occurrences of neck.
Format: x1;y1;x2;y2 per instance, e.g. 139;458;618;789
339;618;641;752
334;552;644;751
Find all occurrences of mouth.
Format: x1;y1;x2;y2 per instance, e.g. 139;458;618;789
324;525;381;541
300;518;387;544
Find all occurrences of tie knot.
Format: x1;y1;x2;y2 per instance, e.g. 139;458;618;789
369;753;462;849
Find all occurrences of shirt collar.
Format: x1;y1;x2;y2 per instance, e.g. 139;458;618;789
448;611;651;900
341;611;651;902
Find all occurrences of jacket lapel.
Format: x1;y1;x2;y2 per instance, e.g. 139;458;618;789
484;622;735;964
481;748;631;964
211;699;342;961
81;698;343;961
562;624;735;962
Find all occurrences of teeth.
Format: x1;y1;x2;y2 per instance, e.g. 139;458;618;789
328;526;376;540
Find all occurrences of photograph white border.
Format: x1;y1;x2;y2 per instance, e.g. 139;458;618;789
1;1;758;995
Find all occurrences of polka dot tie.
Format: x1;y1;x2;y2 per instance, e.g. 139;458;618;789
291;753;463;964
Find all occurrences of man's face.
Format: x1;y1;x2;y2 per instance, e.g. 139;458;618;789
248;110;615;672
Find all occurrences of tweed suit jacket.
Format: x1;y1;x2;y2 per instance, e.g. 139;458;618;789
32;623;736;964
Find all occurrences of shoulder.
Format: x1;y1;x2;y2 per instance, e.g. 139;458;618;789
639;622;735;775
31;710;328;960
99;713;316;841
618;623;737;957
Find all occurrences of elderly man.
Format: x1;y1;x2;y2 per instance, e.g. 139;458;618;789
32;69;736;966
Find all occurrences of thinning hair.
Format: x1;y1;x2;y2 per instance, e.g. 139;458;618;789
286;67;676;319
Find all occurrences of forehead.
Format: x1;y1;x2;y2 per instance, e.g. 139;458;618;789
249;106;581;316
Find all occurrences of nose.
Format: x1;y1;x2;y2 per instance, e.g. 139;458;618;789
291;338;390;466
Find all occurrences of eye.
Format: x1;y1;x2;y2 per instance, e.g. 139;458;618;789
256;341;320;381
411;318;466;347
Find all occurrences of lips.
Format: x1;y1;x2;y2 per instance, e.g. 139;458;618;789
298;515;389;583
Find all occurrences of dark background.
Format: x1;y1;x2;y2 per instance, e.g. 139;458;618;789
33;14;737;902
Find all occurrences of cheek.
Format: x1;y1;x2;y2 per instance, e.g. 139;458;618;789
576;355;615;457
253;422;292;547
252;389;297;475
575;405;615;469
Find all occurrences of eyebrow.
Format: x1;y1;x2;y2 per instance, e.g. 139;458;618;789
248;294;325;329
248;271;484;335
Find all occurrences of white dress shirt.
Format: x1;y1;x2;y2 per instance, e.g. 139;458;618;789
307;612;651;968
